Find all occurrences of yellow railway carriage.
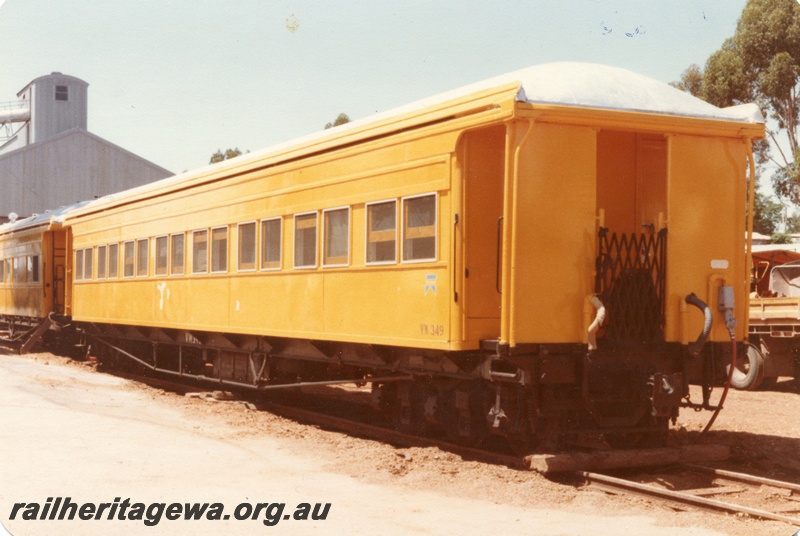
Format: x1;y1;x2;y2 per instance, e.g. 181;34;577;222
0;207;74;350
51;62;766;449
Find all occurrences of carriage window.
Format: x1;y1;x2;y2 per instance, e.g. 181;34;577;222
13;257;26;283
97;246;106;279
75;251;84;281
108;244;119;278
192;230;208;274
323;207;349;267
170;233;185;275
402;194;437;262
366;200;397;264
211;227;228;273
155;236;168;276
238;222;256;272
294;213;317;268
29;255;40;282
84;249;93;280
123;241;135;278
261;218;281;270
136;239;149;277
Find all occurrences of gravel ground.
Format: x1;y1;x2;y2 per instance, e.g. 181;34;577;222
0;350;797;536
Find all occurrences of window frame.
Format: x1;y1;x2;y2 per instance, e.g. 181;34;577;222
365;199;398;266
123;241;135;278
96;245;107;280
401;193;438;264
192;229;209;275
74;249;93;282
322;206;350;268
260;217;282;271
108;243;119;279
136;238;149;278
293;211;318;269
210;226;228;274
75;250;84;282
55;85;69;101
84;248;93;281
170;233;185;276
237;221;257;273
31;255;40;283
155;235;169;276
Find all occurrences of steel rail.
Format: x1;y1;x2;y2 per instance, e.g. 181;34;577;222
259;399;527;469
684;464;800;493
107;364;527;469
580;470;800;526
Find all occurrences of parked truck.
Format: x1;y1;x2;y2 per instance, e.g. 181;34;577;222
746;249;800;390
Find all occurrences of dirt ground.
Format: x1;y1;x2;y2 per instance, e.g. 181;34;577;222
1;350;798;536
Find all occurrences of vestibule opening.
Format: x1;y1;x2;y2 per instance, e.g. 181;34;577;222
595;130;668;346
597;130;667;233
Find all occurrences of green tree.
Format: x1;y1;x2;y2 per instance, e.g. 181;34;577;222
785;210;800;233
670;64;703;96
210;147;244;164
753;190;783;235
771;232;794;244
700;0;800;203
324;113;351;129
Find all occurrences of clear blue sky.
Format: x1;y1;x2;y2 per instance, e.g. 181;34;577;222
1;0;748;174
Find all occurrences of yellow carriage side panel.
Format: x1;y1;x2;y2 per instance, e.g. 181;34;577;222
0;228;47;318
227;273;324;336
69;126;459;350
509;122;597;345
319;266;450;347
665;134;749;343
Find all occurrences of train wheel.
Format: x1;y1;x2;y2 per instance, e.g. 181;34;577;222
380;382;426;434
442;382;490;447
728;344;765;391
601;413;669;449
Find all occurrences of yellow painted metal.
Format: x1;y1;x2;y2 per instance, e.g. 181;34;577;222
743;144;757;338
508;122;597;345
68;120;466;350
665;135;750;342
60;77;764;353
457;124;505;345
0;225;50;318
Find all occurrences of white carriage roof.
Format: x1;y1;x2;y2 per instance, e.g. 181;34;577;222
63;62;763;219
306;62;764;141
494;62;762;123
0;200;92;234
327;61;765;134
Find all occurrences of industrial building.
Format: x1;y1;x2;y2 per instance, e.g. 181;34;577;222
0;72;173;223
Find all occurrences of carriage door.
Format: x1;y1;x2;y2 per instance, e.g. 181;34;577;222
460;125;505;342
47;229;68;315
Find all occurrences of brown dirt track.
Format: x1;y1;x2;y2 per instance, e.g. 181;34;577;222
2;351;798;535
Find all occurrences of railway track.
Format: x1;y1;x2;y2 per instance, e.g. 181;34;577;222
105;368;527;469
580;465;800;526
104;367;800;529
